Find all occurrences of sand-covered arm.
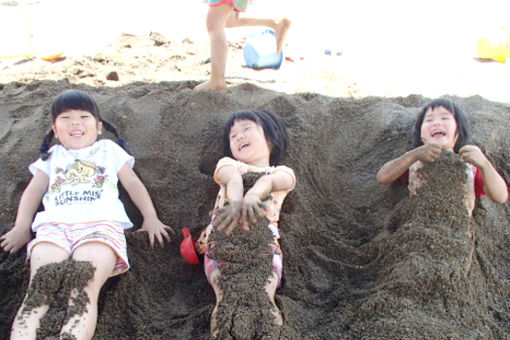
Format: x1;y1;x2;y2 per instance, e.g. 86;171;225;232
459;145;508;204
377;144;442;184
242;170;295;225
213;164;244;235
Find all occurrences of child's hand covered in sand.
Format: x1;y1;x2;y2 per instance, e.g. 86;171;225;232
460;144;508;204
213;200;247;235
414;143;442;163
0;226;32;254
242;192;266;226
137;216;174;248
459;145;489;169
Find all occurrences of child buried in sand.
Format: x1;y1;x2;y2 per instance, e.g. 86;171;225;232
0;90;173;340
377;98;508;214
196;110;295;338
194;0;291;93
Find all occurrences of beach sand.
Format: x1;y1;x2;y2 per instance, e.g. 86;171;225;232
1;0;510;339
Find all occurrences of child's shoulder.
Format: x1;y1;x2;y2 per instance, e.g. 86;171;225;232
217;156;237;166
273;165;296;187
273;164;294;174
97;139;116;148
97;139;128;154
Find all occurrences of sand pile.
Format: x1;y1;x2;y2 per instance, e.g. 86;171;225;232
0;80;509;339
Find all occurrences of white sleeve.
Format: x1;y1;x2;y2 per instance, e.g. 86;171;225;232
28;157;51;177
105;140;135;171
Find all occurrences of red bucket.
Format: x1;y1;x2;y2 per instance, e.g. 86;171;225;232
180;228;199;265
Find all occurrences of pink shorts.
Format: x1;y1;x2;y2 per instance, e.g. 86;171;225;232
27;221;129;276
204;242;283;288
208;0;248;12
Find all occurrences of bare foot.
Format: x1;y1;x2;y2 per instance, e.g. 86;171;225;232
210;303;219;338
265;273;283;326
194;79;228;93
275;18;291;54
271;298;284;326
209;270;222;338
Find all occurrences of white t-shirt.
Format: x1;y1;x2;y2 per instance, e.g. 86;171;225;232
29;139;135;231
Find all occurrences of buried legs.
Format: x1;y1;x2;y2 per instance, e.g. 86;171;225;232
10;241;116;340
10;242;69;340
59;242;116;340
209;269;283;338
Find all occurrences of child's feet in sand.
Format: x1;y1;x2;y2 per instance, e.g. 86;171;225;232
271;299;284;326
275;18;291;54
194;79;228;93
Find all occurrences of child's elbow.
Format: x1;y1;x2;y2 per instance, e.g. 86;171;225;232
376;175;386;185
376;171;391;185
489;188;508;204
494;191;508;204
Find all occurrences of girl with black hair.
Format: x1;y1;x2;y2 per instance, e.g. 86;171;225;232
377;98;507;213
196;109;296;337
0;90;173;340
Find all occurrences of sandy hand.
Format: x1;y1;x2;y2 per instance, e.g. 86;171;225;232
241;193;267;225
137;216;175;248
459;145;489;169
0;227;32;254
415;142;442;163
213;201;247;235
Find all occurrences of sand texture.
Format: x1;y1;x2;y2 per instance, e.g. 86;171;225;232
0;77;509;339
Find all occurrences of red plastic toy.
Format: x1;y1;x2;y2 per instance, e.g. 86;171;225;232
180;228;200;265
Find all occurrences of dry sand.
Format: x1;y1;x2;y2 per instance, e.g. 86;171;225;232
1;0;510;339
1;0;510;102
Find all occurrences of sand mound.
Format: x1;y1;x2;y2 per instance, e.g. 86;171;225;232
1;80;509;339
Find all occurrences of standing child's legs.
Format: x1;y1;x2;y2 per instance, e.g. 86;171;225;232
226;12;291;54
194;3;292;93
194;4;235;93
10;242;69;340
59;241;117;340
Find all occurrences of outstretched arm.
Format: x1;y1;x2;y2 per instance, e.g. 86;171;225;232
242;170;295;225
213;164;244;235
0;170;48;253
459;145;508;204
117;163;174;247
377;144;442;184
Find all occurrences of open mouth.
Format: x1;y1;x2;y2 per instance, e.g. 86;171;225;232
431;130;446;137
239;142;250;151
70;130;84;137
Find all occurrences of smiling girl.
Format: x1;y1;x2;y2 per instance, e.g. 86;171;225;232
377;98;507;213
196;109;296;337
0;90;173;340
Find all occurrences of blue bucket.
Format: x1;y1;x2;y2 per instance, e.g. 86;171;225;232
243;29;283;69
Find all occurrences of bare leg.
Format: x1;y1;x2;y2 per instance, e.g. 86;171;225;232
208;269;223;338
194;4;234;93
265;272;283;326
226;13;291;54
59;242;116;340
10;242;69;340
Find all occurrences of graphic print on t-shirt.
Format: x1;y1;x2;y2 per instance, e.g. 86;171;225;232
50;159;109;206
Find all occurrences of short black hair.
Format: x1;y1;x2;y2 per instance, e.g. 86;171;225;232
414;98;472;153
51;89;101;122
40;90;128;159
223;110;288;166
